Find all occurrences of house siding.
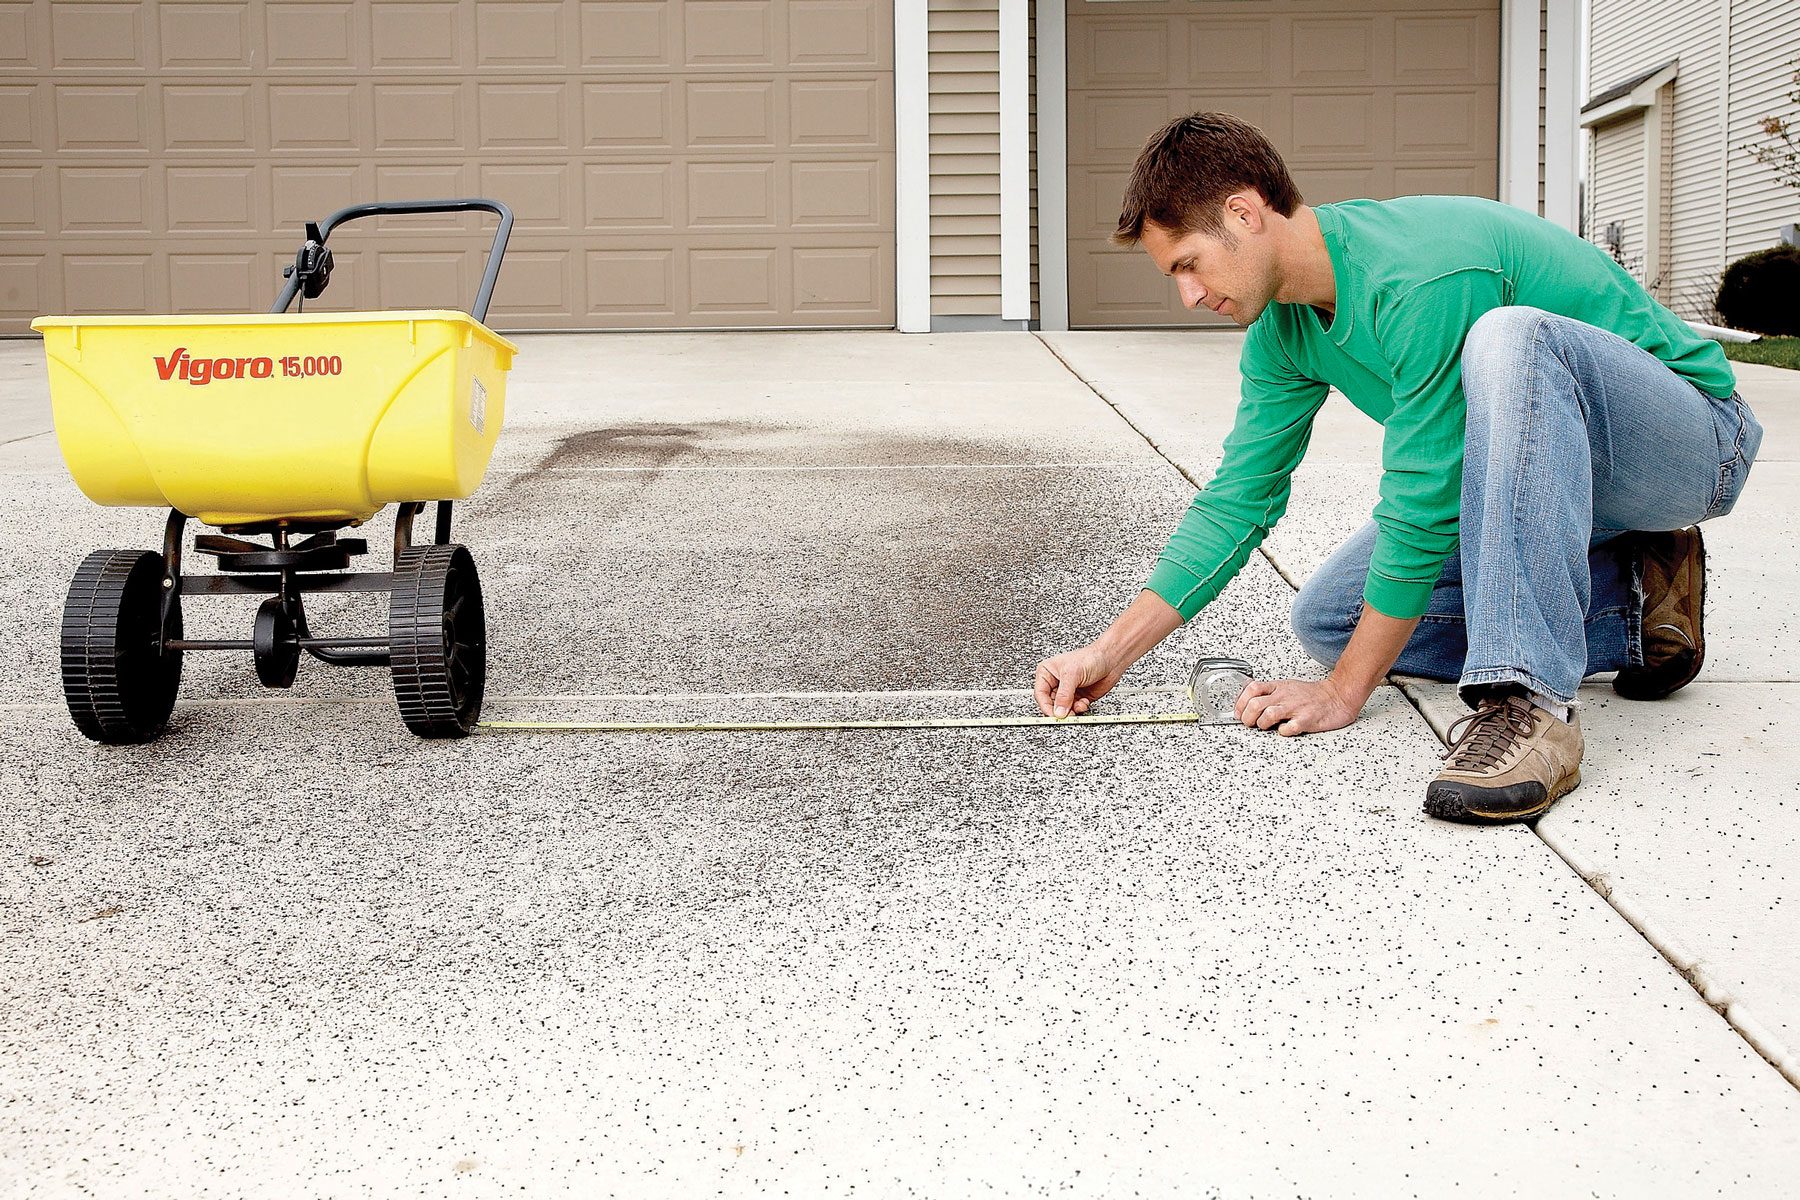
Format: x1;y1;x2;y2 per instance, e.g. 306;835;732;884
928;0;1002;318
1586;0;1730;316
1725;2;1800;263
1586;0;1798;317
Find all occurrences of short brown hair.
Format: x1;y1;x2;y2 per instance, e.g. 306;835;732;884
1113;112;1303;246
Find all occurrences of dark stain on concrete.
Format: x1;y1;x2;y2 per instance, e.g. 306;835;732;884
532;422;775;474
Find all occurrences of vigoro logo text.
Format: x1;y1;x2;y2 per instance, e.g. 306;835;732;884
154;347;275;385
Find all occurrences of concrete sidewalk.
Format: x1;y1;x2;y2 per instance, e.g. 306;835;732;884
2;331;1798;1197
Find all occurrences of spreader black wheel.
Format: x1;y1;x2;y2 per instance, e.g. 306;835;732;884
61;550;183;744
389;543;486;737
252;596;301;688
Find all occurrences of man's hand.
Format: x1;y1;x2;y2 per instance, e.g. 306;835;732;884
1033;591;1185;719
1034;644;1125;719
1233;676;1365;736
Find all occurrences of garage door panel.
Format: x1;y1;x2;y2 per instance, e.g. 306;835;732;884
0;255;49;317
1070;0;1499;327
585;163;679;231
1188;22;1276;85
160;3;254;69
475;2;571;67
165;167;261;233
54;85;145;151
373;83;465;150
581;2;676;68
791;78;887;147
486;248;574;317
1394;90;1496;156
688;162;780;230
689;247;781;314
584;82;677;148
8;0;894;332
272;164;368;227
792;245;885;314
377;249;467;310
0;5;42;69
477;82;572;151
62;253;154;315
373;163;478;231
1289;93;1384;157
790;159;885;228
51;4;150;70
0;166;47;233
164;85;259;152
269;84;362;150
59;167;152;233
169;252;261;314
479;163;577;231
587;249;677;315
370;2;463;69
1074;20;1174;89
686;1;778;67
1070;167;1131;239
1394;16;1499;84
788;0;889;67
264;4;359;71
686;81;777;147
1071;94;1176;162
1290;18;1380;84
0;84;44;150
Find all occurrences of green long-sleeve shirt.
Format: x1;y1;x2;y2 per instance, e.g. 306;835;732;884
1144;195;1737;622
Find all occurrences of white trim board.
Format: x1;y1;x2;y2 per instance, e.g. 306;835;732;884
1543;0;1582;231
893;1;931;333
1000;0;1031;322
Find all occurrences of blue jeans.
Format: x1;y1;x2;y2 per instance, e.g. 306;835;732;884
1290;306;1765;706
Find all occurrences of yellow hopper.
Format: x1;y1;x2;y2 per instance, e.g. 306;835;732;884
33;310;516;527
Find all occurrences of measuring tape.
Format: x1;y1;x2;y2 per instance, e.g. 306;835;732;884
478;710;1213;734
476;661;1256;735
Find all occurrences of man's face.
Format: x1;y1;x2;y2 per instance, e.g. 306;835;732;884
1139;210;1277;326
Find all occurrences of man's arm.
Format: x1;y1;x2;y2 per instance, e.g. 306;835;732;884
1035;589;1184;719
1033;320;1328;718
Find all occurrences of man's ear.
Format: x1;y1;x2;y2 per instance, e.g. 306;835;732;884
1224;191;1267;234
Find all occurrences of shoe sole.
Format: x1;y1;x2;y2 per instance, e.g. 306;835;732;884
1614;530;1706;701
1423;768;1582;826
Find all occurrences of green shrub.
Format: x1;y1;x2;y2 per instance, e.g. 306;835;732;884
1715;244;1800;336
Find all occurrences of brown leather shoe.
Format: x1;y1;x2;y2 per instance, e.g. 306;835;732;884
1424;692;1583;825
1613;526;1706;701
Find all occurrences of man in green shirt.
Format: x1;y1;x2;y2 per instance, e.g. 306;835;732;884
1033;113;1764;824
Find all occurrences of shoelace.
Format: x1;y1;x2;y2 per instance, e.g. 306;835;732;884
1441;695;1538;770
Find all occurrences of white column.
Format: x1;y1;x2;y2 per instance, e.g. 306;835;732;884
1035;0;1069;330
1499;0;1542;212
1542;0;1582;231
894;1;931;332
999;0;1031;322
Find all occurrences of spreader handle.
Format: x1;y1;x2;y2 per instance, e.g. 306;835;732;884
271;198;515;323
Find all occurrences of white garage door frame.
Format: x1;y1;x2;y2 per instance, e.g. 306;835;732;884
1031;0;1581;332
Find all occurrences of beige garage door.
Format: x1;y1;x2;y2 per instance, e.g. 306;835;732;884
0;0;895;334
1067;0;1499;328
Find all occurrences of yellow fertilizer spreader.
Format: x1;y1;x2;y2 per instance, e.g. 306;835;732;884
35;199;518;744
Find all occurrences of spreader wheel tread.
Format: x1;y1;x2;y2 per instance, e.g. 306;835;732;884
60;550;183;744
389;543;486;738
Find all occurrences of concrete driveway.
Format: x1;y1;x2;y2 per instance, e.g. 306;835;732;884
2;330;1797;1197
